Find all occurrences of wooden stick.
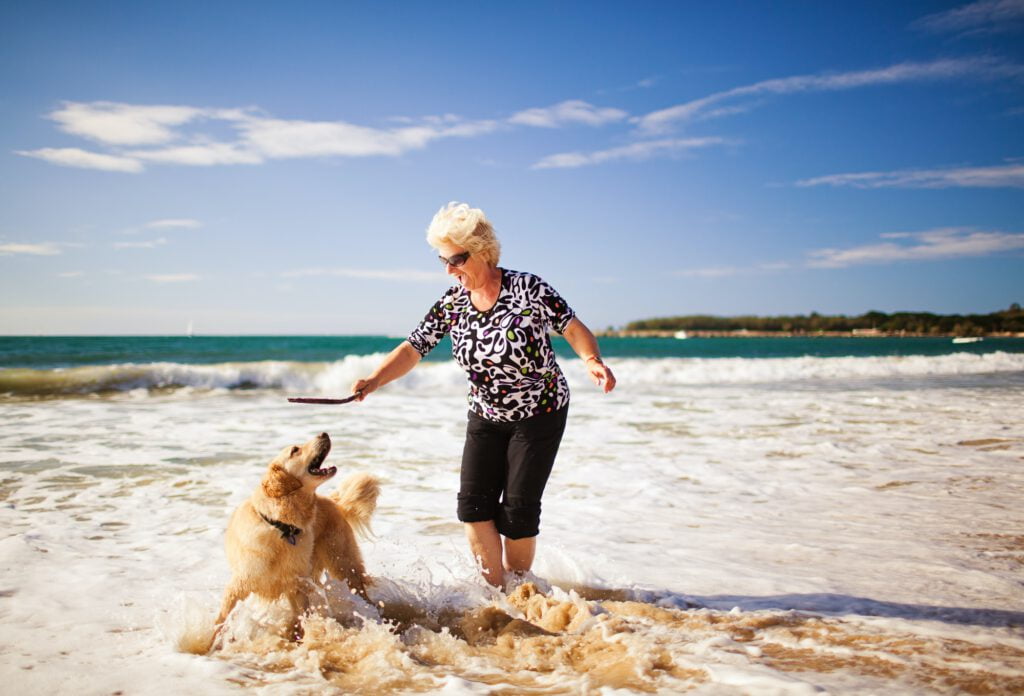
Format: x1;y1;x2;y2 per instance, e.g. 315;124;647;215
287;394;361;405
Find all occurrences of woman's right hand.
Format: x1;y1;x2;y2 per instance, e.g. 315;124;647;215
350;377;379;402
350;341;423;402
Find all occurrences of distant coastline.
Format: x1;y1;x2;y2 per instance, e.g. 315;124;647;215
606;305;1024;339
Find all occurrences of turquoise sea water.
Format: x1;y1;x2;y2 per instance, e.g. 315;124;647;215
1;335;1022;397
2;335;1021;369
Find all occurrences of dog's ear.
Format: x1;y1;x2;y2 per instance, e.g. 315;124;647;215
262;463;303;498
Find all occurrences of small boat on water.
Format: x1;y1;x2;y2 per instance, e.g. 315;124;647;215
674;330;689;340
952;336;983;344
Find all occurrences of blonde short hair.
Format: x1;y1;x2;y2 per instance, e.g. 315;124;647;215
426;202;501;267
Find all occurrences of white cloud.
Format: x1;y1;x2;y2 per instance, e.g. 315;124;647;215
532;137;728;169
437;119;501;138
282;267;441;282
20;101;501;172
144;273;199;283
635;57;1023;133
796;163;1024;189
145;219;202;229
15;147;143;173
807;227;1024;268
114;237;167;249
47;101;206;145
236;116;498;159
674;261;791;278
914;0;1024;36
57;271;84;278
509;100;628;128
0;242;62;256
240;118;431;158
128;142;263;166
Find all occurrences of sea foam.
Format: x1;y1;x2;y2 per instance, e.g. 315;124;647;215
2;351;1022;397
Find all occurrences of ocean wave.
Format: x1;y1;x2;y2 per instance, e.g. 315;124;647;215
2;351;1022;397
0;355;392;397
609;351;1024;387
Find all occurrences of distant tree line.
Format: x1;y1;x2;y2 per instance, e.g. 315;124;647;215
625;304;1024;336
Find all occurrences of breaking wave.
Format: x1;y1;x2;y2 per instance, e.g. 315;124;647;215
2;351;1023;397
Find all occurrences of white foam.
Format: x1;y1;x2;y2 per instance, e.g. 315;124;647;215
607;350;1024;387
4;351;1022;397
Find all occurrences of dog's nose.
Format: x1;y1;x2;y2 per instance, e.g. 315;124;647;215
318;432;329;440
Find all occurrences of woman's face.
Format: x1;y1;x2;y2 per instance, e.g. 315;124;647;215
437;241;493;292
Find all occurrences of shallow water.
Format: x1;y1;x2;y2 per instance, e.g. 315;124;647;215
1;354;1023;693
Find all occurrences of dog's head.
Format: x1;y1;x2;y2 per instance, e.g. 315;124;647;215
261;432;336;498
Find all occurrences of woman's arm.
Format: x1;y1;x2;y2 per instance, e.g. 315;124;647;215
562;317;616;393
351;340;423;401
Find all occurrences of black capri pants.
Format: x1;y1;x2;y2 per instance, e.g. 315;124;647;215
457;405;569;540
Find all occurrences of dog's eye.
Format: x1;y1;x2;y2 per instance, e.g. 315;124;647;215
290;446;300;457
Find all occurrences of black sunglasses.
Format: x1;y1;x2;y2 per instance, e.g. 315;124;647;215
438;251;471;267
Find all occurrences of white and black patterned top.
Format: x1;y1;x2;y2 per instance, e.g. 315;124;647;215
407;268;576;422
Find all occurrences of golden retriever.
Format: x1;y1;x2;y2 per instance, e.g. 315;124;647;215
215;432;379;640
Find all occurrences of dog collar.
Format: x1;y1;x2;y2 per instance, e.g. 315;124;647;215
259;512;302;546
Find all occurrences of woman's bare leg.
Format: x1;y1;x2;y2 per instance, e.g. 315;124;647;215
503;535;536;574
465;521;504;587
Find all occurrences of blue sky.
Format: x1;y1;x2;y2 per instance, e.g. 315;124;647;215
1;0;1022;335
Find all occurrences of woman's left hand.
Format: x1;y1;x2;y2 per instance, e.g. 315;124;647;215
586;359;616;393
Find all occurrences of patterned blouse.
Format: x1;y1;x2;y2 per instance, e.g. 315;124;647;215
407;268;576;422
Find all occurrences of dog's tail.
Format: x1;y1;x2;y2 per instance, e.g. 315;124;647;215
331;473;380;539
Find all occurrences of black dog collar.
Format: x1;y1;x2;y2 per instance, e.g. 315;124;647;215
259;512;302;546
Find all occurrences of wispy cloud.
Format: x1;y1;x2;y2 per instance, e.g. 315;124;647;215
15;147;144;173
128;141;263;166
145;218;202;229
46;101;210;146
144;273;199;283
532;137;729;169
913;0;1024;36
672;228;1021;277
114;237;168;249
807;227;1024;268
0;242;63;256
19;101;502;172
635;57;1023;133
281;267;441;282
596;76;661;96
796;163;1024;189
237;117;455;159
674;262;791;278
508;100;628;128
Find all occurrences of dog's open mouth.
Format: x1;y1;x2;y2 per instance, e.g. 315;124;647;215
307;441;336;478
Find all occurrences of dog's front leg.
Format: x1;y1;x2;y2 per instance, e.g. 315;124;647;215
215;580;247;629
314;531;373;605
286;589;310;641
210;580;248;651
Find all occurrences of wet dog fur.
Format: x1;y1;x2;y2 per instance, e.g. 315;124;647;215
215;432;379;640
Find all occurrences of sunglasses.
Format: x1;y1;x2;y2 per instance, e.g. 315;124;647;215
438;251;471;267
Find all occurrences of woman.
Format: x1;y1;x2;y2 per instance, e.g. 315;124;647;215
352;202;615;587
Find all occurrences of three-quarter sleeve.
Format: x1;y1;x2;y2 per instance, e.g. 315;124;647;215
535;277;576;334
407;293;454;357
